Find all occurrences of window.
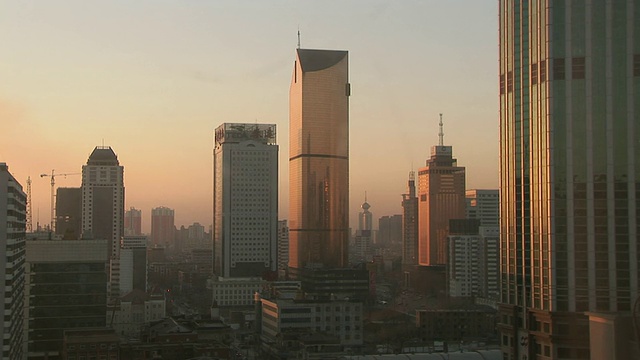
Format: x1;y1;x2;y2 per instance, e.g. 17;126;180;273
553;58;565;80
572;57;585;79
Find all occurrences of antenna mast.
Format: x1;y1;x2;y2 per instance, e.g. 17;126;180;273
297;28;301;49
438;113;444;146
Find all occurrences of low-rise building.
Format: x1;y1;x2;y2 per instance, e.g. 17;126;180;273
109;289;166;338
210;277;266;307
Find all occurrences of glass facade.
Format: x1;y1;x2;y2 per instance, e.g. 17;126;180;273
499;1;640;359
289;49;350;270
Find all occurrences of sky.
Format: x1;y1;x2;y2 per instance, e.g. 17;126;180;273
0;1;499;233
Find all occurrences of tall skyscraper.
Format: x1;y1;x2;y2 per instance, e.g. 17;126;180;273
499;2;640;359
124;207;142;236
0;163;25;360
378;214;402;245
81;146;124;256
417;116;466;266
465;189;499;227
150;206;174;248
289;48;350;271
402;171;419;265
81;146;124;298
213;123;278;277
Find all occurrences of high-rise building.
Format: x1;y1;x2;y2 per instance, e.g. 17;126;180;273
499;2;640;359
150;207;174;248
55;187;81;240
0;163;26;360
213;123;278;277
24;239;108;359
81;146;125;299
378;214;402;245
124;207;142;236
289;48;350;271
277;220;289;272
120;235;148;295
402;171;419;265
465;189;499;227
417;116;466;266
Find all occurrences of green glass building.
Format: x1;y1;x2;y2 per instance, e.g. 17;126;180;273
499;1;640;359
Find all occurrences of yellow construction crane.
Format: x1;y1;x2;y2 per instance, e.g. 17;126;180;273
40;170;80;232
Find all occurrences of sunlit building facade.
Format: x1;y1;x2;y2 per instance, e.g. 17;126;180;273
289;48;350;271
417;124;466;266
499;1;640;359
213;123;278;278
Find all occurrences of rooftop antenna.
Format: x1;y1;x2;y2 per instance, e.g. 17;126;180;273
438;113;444;146
364;191;367;202
297;27;301;49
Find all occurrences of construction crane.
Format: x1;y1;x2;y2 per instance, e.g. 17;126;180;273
40;170;80;232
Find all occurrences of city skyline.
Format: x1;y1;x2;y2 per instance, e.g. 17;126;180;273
0;1;499;232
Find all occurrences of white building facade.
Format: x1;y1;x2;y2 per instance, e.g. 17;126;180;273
210;276;266;307
213;123;278;278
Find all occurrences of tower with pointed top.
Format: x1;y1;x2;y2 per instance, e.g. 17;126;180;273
417;115;466;266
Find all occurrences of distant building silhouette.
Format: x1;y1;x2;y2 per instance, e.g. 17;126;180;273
378;214;402;245
402;171;419;265
55;187;82;239
150;206;174;248
289;48;350;272
124;207;142;236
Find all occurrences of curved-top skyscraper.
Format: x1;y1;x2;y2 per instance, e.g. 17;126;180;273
289;48;350;271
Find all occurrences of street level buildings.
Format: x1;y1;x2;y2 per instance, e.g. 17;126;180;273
0;163;26;360
213;123;278;278
499;1;640;359
289;48;350;272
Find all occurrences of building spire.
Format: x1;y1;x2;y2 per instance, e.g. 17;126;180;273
438;113;444;146
297;28;301;49
364;191;367;202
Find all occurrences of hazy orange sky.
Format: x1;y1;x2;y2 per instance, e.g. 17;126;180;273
1;1;498;233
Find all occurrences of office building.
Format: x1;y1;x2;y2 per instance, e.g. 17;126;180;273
210;276;265;307
499;2;640;359
150;207;174;248
24;239;108;359
289;48;350;272
417;116;466;266
55;187;81;240
446;220;499;299
378;214;402;245
124;207;142;236
466;189;499;227
81;146;124;298
402;171;419;265
0;163;26;360
120;235;148;295
278;220;289;272
213;123;278;277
